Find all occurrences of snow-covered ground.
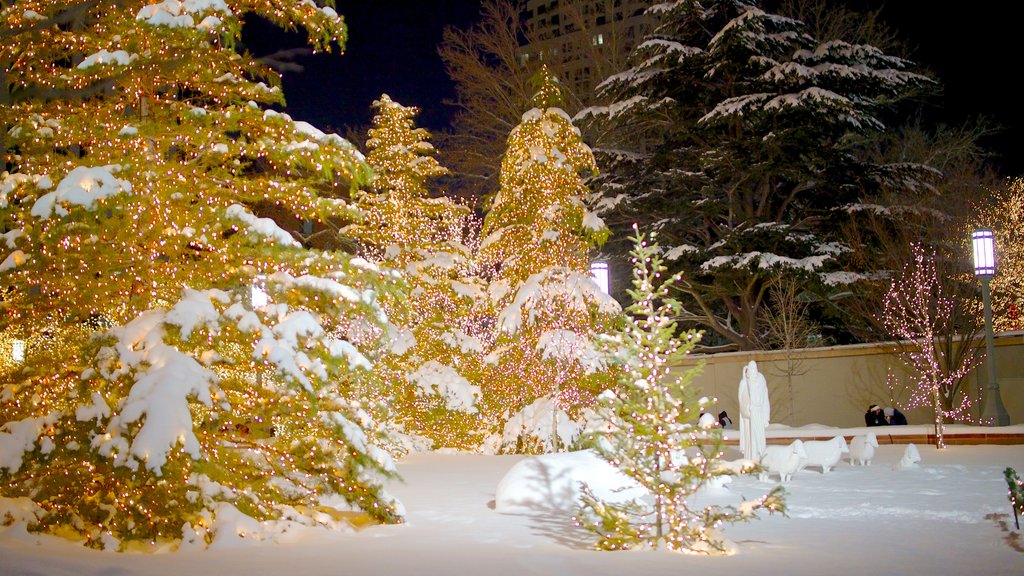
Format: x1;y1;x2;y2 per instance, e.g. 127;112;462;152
2;431;1023;576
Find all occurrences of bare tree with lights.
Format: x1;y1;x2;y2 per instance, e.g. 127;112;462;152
0;1;404;548
881;243;981;448
576;227;785;553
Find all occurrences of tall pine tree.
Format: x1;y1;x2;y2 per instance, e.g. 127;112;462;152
0;1;402;548
479;68;620;452
579;0;934;349
348;95;488;450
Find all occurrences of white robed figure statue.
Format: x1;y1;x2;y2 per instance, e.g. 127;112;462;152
738;360;770;460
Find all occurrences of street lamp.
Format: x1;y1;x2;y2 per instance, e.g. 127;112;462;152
972;228;1009;426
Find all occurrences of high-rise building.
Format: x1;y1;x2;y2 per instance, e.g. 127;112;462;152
517;0;657;105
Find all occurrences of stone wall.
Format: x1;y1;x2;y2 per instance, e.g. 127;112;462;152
672;332;1024;429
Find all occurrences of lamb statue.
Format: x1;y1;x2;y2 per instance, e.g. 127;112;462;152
800;435;849;474
849;433;879;466
894;443;922;471
758;440;807;483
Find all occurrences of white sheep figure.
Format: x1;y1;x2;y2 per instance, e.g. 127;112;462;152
800;435;849;474
894;443;922;471
758;440;807;482
849;432;878;466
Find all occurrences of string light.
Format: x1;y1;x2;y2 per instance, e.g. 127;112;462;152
882;243;976;449
575;227;785;554
1;1;404;549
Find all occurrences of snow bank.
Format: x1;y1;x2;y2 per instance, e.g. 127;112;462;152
494;450;646;513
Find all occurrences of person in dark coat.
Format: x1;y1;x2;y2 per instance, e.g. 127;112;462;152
718;411;733;429
864;404;887;426
884;406;908;425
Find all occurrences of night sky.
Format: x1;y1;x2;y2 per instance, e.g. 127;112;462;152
246;1;1024;175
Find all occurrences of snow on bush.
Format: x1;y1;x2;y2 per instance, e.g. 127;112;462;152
30;165;132;219
406;361;480;412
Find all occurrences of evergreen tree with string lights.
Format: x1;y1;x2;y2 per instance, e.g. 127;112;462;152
478;67;620;452
576;226;785;554
0;1;404;549
348;94;488;450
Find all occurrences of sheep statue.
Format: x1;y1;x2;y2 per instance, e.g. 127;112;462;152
800;435;849;474
894;443;922;471
758;440;807;483
849;432;879;466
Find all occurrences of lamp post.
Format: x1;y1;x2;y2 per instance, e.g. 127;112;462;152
972;228;1010;426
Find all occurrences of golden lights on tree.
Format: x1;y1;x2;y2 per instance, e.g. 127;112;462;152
0;1;403;548
348;95;487;450
976;178;1024;332
477;68;619;450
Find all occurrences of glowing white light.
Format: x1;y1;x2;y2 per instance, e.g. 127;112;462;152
12;339;25;363
972;228;996;276
251;276;269;308
590;261;610;294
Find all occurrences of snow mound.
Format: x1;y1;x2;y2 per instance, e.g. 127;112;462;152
494;450;646;513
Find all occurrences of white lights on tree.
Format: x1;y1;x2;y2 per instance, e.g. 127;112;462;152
11;340;25;363
972;228;996;276
590;261;610;294
251;276;269;308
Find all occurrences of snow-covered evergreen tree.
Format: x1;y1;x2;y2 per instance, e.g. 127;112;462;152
479;68;620;452
578;0;934;349
577;227;784;553
348;95;488;450
0;1;403;548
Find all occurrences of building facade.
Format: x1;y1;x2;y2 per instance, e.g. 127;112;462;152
517;0;657;105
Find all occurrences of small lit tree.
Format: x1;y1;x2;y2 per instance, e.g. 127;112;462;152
576;227;784;554
881;243;980;448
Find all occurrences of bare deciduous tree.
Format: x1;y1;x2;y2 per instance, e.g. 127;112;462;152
438;0;538;203
778;0;905;55
756;277;819;425
881;244;981;449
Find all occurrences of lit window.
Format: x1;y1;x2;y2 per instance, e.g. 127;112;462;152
590;262;610;294
592;33;604;46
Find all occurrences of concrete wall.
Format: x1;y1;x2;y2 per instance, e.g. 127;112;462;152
672;332;1024;429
